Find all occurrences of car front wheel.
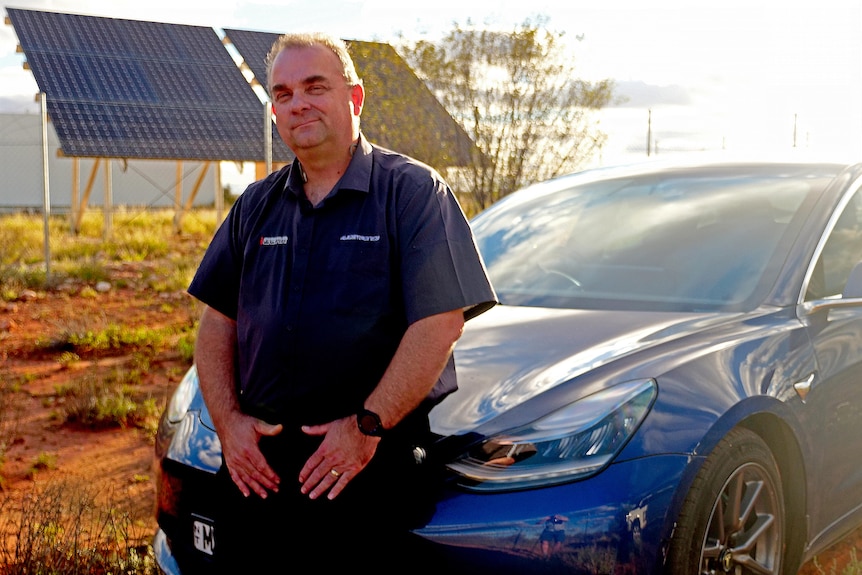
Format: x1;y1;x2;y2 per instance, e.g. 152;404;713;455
667;426;785;574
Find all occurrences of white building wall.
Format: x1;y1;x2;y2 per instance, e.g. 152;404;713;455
0;113;219;210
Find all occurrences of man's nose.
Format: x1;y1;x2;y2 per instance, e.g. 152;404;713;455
288;92;312;112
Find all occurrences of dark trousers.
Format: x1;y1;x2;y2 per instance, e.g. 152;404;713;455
212;414;441;573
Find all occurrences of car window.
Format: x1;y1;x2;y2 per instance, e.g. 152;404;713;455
474;169;832;312
806;192;862;300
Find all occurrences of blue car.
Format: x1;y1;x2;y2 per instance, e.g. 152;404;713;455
154;159;862;574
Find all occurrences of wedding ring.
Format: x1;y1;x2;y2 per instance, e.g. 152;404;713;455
329;468;342;478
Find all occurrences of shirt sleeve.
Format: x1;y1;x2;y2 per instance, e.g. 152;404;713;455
187;196;244;320
397;171;497;325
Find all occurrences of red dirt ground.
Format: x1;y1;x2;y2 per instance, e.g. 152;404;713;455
0;277;859;573
0;277;197;547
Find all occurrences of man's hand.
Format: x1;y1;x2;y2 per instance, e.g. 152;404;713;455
220;411;283;498
195;306;283;498
298;416;379;500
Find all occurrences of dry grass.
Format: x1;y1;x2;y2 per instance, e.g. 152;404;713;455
0;479;157;575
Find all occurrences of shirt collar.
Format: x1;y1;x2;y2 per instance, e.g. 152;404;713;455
339;133;373;194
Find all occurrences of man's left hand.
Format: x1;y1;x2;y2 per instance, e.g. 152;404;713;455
298;416;380;500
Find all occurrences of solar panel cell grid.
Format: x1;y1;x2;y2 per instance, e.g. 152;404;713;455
76;18;123;55
7;8;270;161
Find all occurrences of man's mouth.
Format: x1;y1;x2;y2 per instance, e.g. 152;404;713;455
291;118;320;130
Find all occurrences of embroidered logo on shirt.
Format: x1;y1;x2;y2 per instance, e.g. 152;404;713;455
260;236;289;246
340;234;380;242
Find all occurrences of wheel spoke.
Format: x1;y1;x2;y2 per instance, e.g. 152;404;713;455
737;479;764;529
701;538;722;560
726;473;745;533
713;491;727;542
731;514;778;575
735;513;775;555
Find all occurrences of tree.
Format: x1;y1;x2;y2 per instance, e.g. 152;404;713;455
399;17;615;213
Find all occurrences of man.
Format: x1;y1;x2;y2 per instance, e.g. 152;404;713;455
188;32;495;570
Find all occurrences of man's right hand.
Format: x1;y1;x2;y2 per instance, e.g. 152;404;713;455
194;305;283;498
220;412;283;498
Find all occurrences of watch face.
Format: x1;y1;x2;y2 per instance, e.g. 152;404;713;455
358;410;383;436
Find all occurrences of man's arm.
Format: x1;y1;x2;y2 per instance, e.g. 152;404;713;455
363;308;465;428
298;308;465;500
195;305;282;498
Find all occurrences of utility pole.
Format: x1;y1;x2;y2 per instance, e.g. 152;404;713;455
793;113;798;148
40;92;51;280
647;109;652;156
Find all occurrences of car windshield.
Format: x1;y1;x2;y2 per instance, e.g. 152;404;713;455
473;166;836;312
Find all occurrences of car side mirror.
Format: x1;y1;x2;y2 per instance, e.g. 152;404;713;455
842;261;862;299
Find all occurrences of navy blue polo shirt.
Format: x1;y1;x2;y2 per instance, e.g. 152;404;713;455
188;136;496;424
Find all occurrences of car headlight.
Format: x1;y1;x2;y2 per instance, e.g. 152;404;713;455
447;379;656;492
164;365;199;423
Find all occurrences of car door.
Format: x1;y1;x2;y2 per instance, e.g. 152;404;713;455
800;187;862;537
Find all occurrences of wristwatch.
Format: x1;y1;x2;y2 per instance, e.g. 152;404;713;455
357;408;387;437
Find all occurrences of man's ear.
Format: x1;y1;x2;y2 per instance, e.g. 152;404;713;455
350;83;365;116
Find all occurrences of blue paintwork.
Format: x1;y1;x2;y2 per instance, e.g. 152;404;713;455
415;455;690;574
154;160;862;574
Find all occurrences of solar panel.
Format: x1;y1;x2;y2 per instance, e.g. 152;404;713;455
7;9;271;161
224;28;474;168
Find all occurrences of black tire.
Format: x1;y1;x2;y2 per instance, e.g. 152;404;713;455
667;427;786;574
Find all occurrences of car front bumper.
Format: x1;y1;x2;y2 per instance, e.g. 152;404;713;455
155;446;689;575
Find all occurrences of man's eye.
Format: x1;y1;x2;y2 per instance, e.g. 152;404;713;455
307;85;327;95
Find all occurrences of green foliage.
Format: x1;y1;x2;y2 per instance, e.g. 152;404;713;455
0;214;45;266
178;209;219;236
0;264;47;292
106;229;169;262
56;351;81;368
0;208;217;293
399;15;616;212
64;324;165;354
146;258;196;294
176;331;197;363
63;260;111;284
27;451;58;478
60;373;161;430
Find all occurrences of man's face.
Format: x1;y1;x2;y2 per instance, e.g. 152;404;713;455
269;45;363;156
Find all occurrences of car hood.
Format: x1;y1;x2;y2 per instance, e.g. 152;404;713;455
430;304;728;436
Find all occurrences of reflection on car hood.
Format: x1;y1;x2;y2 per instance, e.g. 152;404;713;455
430;304;724;436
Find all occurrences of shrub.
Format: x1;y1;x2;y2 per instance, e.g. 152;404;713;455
0;479;157;574
27;452;58;479
60;373;161;431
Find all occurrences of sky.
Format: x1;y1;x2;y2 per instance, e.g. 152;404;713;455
1;0;861;187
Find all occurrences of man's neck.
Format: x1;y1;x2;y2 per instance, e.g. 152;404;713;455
297;138;359;206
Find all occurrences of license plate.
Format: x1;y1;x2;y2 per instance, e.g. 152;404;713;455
193;515;215;556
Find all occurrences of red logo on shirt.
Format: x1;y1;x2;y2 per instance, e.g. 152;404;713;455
260;236;289;246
